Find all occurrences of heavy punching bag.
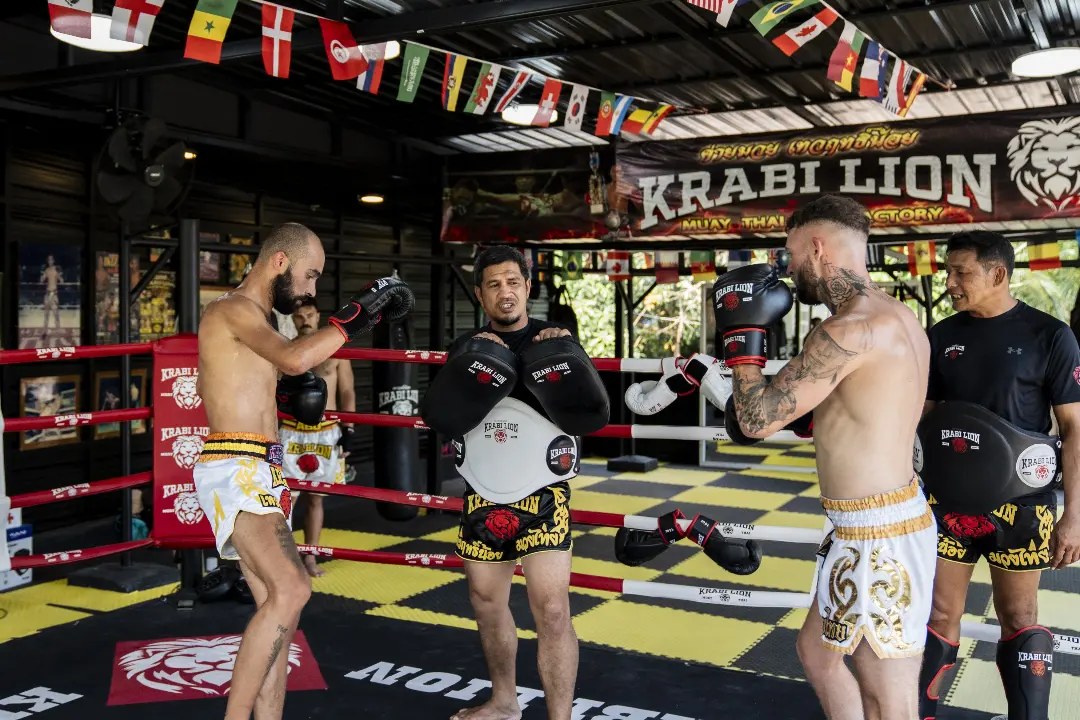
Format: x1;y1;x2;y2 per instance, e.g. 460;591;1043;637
372;310;422;520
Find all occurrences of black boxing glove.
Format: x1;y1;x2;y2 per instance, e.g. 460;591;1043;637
277;371;328;426
686;514;762;576
613;510;687;567
329;276;415;341
723;393;760;446
712;264;793;368
337;424;356;453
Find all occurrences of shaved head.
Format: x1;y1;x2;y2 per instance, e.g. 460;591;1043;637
254;222;325;315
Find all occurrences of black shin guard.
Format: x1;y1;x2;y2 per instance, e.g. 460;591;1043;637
997;626;1054;720
919;626;960;720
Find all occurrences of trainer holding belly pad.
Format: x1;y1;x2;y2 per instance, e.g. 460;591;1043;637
918;230;1080;720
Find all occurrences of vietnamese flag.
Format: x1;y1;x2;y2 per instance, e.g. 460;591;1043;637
184;0;238;64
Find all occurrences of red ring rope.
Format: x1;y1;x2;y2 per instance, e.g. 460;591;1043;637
2;407;152;432
0;342;152;365
9;539;155;570
10;472;152;509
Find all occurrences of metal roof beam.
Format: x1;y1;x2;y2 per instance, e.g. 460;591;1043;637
0;0;656;94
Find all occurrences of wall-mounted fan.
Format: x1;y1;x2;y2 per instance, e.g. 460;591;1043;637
96;116;194;229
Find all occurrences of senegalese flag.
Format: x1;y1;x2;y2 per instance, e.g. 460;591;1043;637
827;20;865;91
563;251;583;280
690;251;716;281
184;0;238;64
906;241;938;277
1028;238;1062;271
749;0;821;36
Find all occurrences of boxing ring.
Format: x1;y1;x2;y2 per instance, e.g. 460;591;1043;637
3;335;1079;670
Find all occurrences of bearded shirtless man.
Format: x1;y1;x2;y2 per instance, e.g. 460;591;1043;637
715;196;935;720
194;222;412;720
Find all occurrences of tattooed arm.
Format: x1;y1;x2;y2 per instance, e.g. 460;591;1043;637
730;316;870;438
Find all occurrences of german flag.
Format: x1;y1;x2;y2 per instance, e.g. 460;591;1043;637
1028;238;1061;271
184;0;238;64
906;241;938;277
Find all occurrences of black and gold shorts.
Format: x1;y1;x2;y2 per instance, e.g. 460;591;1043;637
455;481;572;563
934;492;1057;572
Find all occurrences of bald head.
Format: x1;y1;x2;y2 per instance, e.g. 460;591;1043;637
256;222;326;315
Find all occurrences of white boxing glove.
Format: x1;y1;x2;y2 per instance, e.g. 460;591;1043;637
681;353;732;411
624;356;694;415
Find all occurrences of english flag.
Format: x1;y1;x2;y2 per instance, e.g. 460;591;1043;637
110;0;165;46
261;3;295;79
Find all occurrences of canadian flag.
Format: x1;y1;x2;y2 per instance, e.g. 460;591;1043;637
606;251;630;282
110;0;165;46
261;3;295;79
48;0;93;39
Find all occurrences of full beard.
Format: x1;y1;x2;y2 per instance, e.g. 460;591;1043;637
793;266;823;306
271;270;306;315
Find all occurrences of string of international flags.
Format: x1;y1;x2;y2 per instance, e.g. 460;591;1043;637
691;0;940;117
47;0;675;138
49;0;939;140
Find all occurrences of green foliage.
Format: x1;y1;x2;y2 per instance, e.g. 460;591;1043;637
555;274;704;359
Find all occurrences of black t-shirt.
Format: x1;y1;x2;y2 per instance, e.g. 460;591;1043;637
927;301;1080;434
448;317;568;419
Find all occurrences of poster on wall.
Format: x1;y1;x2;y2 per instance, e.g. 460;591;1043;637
440;167;607;243
616;108;1080;238
18;243;81;349
93;369;148;439
19;374;81;450
138;271;177;341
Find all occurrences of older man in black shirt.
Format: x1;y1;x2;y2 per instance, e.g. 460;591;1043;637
919;231;1080;720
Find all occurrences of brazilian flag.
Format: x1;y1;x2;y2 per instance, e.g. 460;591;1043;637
750;0;822;36
563;251;583;280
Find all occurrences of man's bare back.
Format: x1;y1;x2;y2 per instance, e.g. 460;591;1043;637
198;293;282;440
808;289;929;500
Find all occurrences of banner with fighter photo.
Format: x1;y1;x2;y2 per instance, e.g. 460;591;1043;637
615;108;1080;238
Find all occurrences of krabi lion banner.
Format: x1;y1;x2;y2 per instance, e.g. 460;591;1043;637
616;109;1080;237
439;109;1079;243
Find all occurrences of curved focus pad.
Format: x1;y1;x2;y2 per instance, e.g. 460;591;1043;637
916;401;1061;515
687;514;762;575
420;337;518;437
724;393;760;446
614;510;686;567
276;371;328;426
712;264;793;367
518;336;610;435
329;276;415;340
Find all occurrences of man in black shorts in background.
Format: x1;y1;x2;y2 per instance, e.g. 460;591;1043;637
920;231;1080;720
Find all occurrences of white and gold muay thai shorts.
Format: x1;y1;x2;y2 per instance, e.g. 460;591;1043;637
192;433;293;561
814;477;937;659
279;419;345;495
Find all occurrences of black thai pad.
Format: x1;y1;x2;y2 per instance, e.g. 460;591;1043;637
518;336;610;435
916;401;1060;515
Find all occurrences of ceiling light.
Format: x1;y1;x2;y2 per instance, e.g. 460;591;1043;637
359;194;385;204
1011;47;1080;78
50;13;143;53
384;41;401;61
184;150;198;161
500;104;560;126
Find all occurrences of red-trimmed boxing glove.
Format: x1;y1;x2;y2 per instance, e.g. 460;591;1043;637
712;264;793;368
329;276;415;341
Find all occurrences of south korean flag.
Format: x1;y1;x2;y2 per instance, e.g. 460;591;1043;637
563;84;590;132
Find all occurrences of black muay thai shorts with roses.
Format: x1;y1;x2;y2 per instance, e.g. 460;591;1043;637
455;481;572;563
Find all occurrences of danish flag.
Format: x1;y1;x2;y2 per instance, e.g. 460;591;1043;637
261;3;295;79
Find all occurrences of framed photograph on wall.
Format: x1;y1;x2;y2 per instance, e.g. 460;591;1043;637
199;251;222;283
19;374;81;450
199;286;230;319
228;235;254;284
17;243;82;349
93;369;148;439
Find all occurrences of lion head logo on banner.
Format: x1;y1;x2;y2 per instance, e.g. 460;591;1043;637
117;636;302;696
1006;117;1080;213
